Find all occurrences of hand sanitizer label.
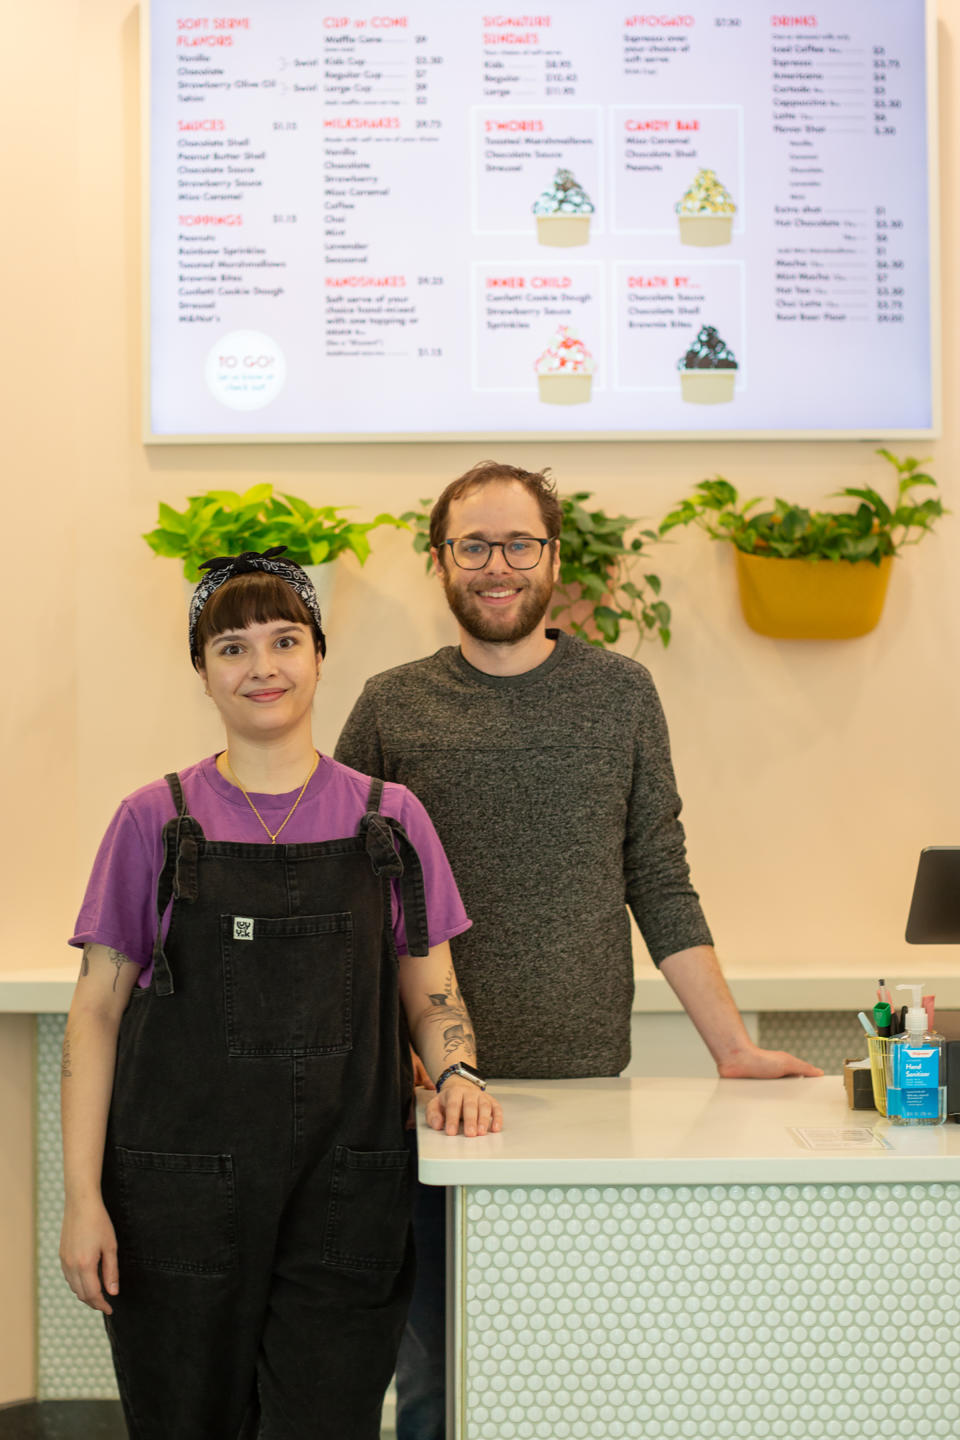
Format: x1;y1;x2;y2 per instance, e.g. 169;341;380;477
890;1045;939;1120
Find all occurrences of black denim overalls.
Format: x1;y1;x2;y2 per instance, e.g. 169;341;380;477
101;773;427;1440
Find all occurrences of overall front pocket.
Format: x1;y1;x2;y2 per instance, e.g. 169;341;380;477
110;1147;237;1276
220;911;354;1057
322;1145;412;1272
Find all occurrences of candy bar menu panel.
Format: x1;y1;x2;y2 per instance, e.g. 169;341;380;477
146;0;935;439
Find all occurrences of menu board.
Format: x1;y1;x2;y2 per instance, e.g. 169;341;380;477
145;0;937;440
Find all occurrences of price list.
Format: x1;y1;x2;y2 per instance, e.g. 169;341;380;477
148;0;936;439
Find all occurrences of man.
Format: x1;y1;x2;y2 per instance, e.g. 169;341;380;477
335;460;821;1439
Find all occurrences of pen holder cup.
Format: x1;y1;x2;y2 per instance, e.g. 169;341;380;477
868;1036;898;1117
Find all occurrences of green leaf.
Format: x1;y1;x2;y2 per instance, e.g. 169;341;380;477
239;483;274;506
593;606;620;643
157;502;187;534
143;527;187;557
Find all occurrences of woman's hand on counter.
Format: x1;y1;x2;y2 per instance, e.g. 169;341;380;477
716;1045;824;1079
60;1197;119;1315
425;1079;504;1138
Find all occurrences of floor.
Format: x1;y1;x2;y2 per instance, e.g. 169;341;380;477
0;1405;398;1439
0;1406;127;1439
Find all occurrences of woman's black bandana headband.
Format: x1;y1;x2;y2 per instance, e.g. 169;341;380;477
189;547;327;664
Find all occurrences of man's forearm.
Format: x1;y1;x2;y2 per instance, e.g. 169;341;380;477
658;944;753;1067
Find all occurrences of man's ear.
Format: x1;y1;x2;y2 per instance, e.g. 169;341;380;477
430;547;444;577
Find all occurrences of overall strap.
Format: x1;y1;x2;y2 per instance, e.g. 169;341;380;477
359;780;430;958
150;773;201;997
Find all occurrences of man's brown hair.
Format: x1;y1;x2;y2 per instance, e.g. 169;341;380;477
429;461;562;559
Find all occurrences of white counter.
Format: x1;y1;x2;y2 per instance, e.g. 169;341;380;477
419;1074;960;1185
428;1076;960;1440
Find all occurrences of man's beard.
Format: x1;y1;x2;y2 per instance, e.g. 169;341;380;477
441;567;554;644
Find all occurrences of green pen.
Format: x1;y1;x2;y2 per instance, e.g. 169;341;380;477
873;1001;891;1038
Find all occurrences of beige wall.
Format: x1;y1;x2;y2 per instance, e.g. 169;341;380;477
3;0;955;976
2;0;959;1396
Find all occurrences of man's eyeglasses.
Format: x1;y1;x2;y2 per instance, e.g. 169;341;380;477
442;537;553;571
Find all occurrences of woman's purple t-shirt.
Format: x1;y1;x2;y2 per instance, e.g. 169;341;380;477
70;754;471;985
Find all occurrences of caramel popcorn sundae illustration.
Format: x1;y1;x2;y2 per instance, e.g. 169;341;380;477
676;169;736;247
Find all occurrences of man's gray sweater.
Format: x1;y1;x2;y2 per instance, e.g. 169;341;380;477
334;631;712;1078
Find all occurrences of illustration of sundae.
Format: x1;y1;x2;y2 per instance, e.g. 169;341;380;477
678;325;738;404
535;325;595;404
676;168;736;247
532;168;595;247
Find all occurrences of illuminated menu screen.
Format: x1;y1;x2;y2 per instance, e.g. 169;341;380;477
147;0;935;439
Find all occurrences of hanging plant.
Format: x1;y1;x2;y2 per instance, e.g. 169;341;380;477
658;449;946;639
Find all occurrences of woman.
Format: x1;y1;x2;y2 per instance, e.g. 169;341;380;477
60;548;501;1439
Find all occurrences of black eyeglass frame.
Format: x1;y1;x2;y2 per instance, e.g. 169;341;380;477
441;537;555;570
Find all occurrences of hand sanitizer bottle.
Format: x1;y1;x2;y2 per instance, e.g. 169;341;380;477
887;983;947;1126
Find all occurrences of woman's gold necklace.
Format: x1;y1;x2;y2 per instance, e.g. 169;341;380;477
224;750;319;843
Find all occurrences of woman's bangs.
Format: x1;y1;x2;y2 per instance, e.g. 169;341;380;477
198;573;313;650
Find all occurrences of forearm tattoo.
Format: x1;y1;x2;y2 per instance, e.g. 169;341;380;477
61;1029;72;1079
425;967;477;1058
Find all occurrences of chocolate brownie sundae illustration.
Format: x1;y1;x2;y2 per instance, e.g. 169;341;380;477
678;324;738;404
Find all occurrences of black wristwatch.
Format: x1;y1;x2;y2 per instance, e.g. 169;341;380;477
435;1062;487;1092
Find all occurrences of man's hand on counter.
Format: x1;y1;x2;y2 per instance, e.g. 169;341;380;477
659;947;824;1079
716;1045;824;1080
425;1079;504;1138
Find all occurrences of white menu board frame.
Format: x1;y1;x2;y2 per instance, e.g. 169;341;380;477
141;0;941;444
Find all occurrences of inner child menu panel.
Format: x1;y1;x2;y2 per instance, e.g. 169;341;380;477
146;0;936;439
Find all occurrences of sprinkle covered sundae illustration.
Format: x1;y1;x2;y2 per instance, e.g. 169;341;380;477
678;324;738;404
532;168;595;247
676;168;736;247
535;325;595;404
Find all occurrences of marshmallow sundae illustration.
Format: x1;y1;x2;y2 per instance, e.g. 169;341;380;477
532;168;595;247
535;325;595;404
676;168;736;247
677;324;738;404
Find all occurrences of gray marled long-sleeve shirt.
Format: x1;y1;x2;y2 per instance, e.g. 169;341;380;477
334;630;712;1078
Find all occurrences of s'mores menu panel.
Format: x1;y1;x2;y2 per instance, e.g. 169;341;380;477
147;0;935;438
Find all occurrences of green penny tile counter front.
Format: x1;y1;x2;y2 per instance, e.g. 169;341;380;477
421;1078;960;1440
36;1015;118;1399
459;1181;960;1440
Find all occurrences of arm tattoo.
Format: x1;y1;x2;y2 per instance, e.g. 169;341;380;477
79;943;134;992
424;967;476;1057
108;948;133;992
61;1030;72;1079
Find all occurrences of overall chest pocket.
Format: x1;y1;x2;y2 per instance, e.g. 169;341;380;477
220;912;353;1057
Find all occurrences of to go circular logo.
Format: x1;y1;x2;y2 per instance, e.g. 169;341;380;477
205;330;286;411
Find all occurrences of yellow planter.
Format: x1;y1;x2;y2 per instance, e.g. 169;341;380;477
734;551;893;639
